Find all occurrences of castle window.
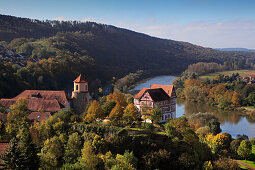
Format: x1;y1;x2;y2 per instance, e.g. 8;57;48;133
76;85;78;90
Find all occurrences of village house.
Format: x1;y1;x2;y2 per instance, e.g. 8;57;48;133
134;84;176;122
239;75;255;84
0;74;91;122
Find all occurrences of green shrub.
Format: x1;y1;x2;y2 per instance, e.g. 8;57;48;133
250;138;255;145
213;158;240;170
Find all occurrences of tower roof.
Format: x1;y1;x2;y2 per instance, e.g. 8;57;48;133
73;74;87;83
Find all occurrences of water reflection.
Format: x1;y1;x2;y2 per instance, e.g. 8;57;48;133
133;75;255;138
176;99;255;138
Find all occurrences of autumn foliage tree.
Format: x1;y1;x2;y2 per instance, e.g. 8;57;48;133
84;100;105;123
123;103;140;123
231;91;241;106
106;91;127;107
204;133;231;153
6;98;30;137
109;103;123;124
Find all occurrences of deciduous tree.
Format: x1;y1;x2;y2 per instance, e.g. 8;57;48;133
237;140;252;160
84;100;105;123
6;98;30;137
123;103;139;123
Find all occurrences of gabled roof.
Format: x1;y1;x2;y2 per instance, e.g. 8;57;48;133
134;88;149;99
0;99;16;108
145;88;170;102
74;74;87;83
27;112;51;122
13;90;67;107
150;84;174;97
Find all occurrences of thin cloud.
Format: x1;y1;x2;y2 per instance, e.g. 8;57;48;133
52;16;68;21
123;19;255;49
81;17;106;24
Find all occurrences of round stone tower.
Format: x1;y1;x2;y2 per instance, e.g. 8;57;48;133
72;74;90;114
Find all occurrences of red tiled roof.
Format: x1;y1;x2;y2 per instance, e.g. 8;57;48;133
0;99;16;109
134;88;149;99
0;98;61;112
150;84;175;97
0;143;9;153
73;74;87;83
250;75;255;78
13;90;67;107
27;112;51;122
134;85;175;100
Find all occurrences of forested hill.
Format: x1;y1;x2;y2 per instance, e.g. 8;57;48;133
1;14;255;98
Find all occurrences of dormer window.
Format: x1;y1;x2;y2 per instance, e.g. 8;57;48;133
32;93;42;98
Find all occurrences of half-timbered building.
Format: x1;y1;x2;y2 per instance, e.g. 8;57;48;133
134;84;176;122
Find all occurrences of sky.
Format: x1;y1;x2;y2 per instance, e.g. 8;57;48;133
1;0;255;48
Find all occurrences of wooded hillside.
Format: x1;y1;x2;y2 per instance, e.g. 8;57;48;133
1;14;255;98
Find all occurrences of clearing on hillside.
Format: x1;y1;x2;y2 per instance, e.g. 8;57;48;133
199;70;255;80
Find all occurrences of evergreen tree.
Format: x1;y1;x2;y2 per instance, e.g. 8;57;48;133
102;101;116;116
64;132;82;164
1;138;24;169
17;122;39;170
207;120;221;135
79;142;103;169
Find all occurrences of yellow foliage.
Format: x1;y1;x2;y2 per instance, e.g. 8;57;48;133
184;79;201;88
106;92;127;107
231;91;241;106
84;100;104;123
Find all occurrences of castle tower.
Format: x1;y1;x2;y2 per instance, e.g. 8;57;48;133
72;74;90;114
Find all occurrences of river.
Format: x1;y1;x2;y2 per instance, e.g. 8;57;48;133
132;75;255;138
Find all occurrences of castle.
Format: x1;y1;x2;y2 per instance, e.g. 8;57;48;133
0;74;90;121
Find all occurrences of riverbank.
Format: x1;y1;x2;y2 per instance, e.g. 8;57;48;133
128;74;177;95
132;75;255;138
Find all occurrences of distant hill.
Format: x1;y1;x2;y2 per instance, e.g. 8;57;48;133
1;14;255;98
215;48;255;52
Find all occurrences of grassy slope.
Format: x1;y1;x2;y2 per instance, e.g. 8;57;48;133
199;70;255;80
238;145;255;168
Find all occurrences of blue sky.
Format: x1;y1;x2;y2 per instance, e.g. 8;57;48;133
1;0;255;48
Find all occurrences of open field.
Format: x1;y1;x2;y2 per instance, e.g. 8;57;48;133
199;70;255;80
